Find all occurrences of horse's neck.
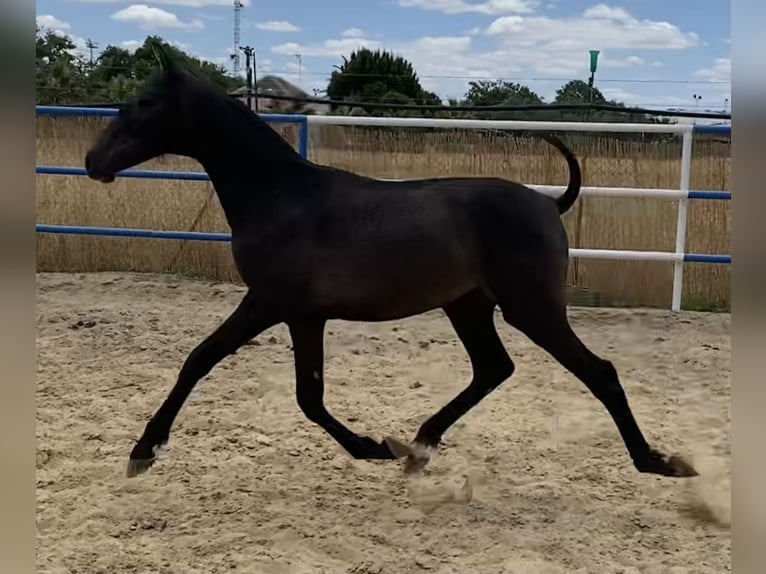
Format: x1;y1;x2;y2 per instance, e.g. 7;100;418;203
189;104;309;229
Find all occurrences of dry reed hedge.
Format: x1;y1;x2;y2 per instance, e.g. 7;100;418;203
36;116;730;311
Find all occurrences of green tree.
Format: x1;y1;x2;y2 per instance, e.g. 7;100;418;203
91;45;134;83
35;32;244;105
326;48;437;109
463;80;543;106
36;26;89;104
551;79;673;132
554;79;607;104
130;37;243;91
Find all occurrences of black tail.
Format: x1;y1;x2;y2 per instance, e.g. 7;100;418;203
541;134;582;215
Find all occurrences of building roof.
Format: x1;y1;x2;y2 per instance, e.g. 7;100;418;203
257;75;309;99
230;74;331;114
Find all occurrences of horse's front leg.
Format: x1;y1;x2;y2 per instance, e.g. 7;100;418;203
126;291;279;477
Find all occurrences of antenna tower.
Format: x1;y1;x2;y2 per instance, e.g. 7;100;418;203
231;0;244;76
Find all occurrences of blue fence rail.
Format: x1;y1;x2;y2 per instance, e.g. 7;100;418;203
36;105;310;160
34;165;734;202
36;106;731;267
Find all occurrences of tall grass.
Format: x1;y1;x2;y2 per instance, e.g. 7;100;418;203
35;116;730;310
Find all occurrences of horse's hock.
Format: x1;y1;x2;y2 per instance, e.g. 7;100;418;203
36;271;731;574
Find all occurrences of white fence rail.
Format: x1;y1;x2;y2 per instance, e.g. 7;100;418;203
306;116;730;311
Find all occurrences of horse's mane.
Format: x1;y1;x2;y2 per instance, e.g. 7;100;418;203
176;69;302;160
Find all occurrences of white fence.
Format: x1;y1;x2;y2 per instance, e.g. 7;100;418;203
307;116;730;312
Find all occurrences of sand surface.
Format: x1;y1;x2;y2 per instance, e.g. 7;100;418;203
36;272;731;574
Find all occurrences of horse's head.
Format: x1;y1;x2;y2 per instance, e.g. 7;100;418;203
85;44;190;183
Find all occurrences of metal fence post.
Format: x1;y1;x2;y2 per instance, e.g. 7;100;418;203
298;115;309;159
671;128;694;312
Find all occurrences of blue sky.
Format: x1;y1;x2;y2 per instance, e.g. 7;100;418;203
36;0;731;111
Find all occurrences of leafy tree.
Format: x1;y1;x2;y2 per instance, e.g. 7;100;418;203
326;48;436;109
90;45;134;83
131;37;243;91
36;26;89;104
35;31;243;105
463;80;543;106
554;79;607;104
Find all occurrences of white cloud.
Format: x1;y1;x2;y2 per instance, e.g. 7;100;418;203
600;55;646;68
36;15;89;58
172;40;192;51
398;0;538;15
599;87;689;108
256;20;300;32
582;4;632;21
111;4;204;30
341;27;366;38
484;9;698;52
268;4;706;104
471;5;697;78
272;33;518;97
398;36;520;95
695;57;731;83
690;56;732;106
68;0;251;6
120;40;142;52
272;38;383;58
36;15;71;32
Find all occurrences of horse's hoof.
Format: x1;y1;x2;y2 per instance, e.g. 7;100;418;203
667;454;699;477
383;436;435;474
126;457;155;478
636;448;699;477
126;441;167;477
383;436;412;458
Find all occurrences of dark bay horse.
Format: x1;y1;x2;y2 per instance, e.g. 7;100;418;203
84;46;697;480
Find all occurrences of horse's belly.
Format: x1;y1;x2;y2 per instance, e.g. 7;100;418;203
310;256;477;320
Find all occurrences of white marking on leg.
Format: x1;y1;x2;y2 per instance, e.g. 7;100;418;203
313;370;320;380
409;441;436;463
152;441;169;460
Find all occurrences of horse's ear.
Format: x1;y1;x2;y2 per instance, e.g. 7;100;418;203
151;43;176;76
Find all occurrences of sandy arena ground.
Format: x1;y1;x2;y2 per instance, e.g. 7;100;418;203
36;272;731;574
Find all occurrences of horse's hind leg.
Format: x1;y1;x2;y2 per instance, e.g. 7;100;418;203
499;283;698;478
386;289;515;473
288;319;400;460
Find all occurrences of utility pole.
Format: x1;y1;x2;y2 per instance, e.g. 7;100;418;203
85;38;99;65
240;45;255;111
294;53;302;86
693;94;702;125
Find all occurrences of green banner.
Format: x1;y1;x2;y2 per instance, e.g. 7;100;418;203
589;50;600;74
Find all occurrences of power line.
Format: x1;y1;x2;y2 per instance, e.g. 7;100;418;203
283;71;732;86
32;86;732;111
47;62;731;86
37;88;732;120
27;86;729;110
